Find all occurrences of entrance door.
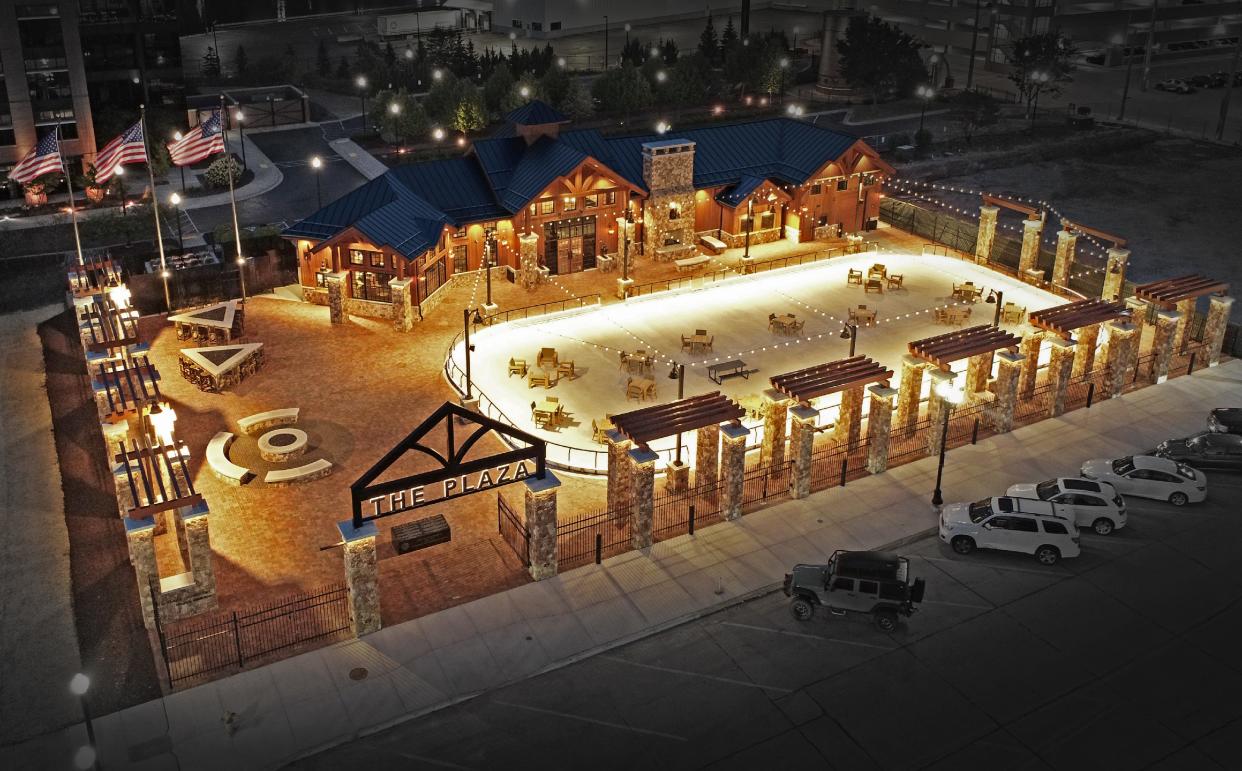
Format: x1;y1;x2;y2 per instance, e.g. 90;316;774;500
543;217;597;274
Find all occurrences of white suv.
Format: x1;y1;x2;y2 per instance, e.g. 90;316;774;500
1005;478;1127;536
939;496;1081;565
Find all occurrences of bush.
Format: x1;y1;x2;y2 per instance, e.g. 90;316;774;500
914;128;933;149
204;155;243;188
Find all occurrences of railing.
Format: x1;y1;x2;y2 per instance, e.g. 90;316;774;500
629;269;731;297
487;294;601;325
497;493;530;567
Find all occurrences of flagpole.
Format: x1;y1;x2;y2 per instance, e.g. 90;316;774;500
220;95;247;302
58;123;86;267
141;104;172;312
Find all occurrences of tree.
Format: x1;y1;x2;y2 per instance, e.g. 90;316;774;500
659;39;679;65
385;42;397;72
721;16;739;54
423;71;461;124
560;79;594;120
451;85;487;132
1005;33;1077;116
591;63;652;122
336;55;350;80
837;15;927;103
370;88;428;143
698;15;719;63
202;46;221;79
540;64;572;109
234;45;248;78
620;37;645;67
317;39;331;77
949;90;999;143
482;63;515;116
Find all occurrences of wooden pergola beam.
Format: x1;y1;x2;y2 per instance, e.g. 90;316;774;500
982;194;1040;218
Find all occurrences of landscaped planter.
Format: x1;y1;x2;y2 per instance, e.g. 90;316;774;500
24;186;47;207
85;185;106;204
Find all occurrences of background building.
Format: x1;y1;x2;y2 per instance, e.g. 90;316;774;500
78;0;183;111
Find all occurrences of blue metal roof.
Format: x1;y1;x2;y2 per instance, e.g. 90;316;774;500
505;100;569;126
498;136;587;212
390;158;509;223
716;175;766;208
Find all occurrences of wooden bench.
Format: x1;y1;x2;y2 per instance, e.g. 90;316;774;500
675;254;711;272
392;514;452;554
206;432;252;485
708;359;750;385
238;407;300;435
264;458;333;486
699;234;727;254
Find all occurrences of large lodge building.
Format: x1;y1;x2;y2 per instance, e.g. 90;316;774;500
283;102;894;318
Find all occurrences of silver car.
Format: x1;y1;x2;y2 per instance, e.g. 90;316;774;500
1080;455;1206;505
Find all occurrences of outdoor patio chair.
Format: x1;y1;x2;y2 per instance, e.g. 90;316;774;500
1003;304;1026;324
886;274;904;290
789;319;805;335
537;347;558;369
557;360;575;378
864;278;884;294
767;313;778;331
856;309;877;325
868;264;886;279
626;379;645;402
508;358;527;377
681;335;694;352
934;307;949;325
847;269;863;286
704;335;714;351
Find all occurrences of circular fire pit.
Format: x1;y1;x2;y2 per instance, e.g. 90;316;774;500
257;428;309;463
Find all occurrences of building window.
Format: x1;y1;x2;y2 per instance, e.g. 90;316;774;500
539;199;555;215
370;252;385;268
550;21;561;31
836;178;848;192
453;226;466;238
584;194;598;208
810;183;822;195
530;21;542;31
668;203;680;220
511;19;522;28
563;196;577;212
349;249;364;265
451;245;468;273
605;191;617;205
760;209;775;229
352;270;392;302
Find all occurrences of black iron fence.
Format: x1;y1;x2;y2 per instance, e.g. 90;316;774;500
741;460;792;511
556;506;631;571
498;493;530;568
487;294;601;325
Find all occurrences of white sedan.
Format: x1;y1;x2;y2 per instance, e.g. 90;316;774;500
1080;455;1207;506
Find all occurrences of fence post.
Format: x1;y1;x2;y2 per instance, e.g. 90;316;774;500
971;418;980;445
233;611;243;667
594;533;602;565
839;458;848;487
148;575;172;685
1086;382;1095;408
1187;352;1196;375
688;504;696;536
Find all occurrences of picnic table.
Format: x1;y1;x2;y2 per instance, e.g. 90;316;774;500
708;359;750;385
532;397;564;427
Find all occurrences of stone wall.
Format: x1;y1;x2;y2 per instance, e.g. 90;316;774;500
719;227;783;249
344;297;394;320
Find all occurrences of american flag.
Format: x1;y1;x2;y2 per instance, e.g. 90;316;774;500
94;120;147;183
168;110;224;166
9;130;63;184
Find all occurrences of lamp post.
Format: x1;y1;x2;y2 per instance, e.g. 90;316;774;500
1119;12;1137;120
114;165;126;214
484;238;493;306
389;101;401;145
69;674;100;771
930;380;964;507
622;208;632;281
310;155;323;209
604;15;609;70
237;254;248;301
779;56;789;104
356;75;368;133
463;307;475;399
985;288;1003;326
743;197;754;259
169;192;183;255
916;85;935;133
668;362;686;462
1030;70;1051;125
840;322;857;356
234;110;247;169
966;0;991;90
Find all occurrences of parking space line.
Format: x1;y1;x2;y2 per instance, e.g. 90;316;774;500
598;654;795;692
494;700;687;741
919;555;1073;577
1080;534;1146;544
718;621;897;651
921;599;995;611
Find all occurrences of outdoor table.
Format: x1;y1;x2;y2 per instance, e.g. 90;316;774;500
533;398;562;427
868;264;887;279
688;333;713;352
629;377;657;399
625;353;653;374
708;359;750;385
773;314;796;333
179;343;263;393
168;299;244;344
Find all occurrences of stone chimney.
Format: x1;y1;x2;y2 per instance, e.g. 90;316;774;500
641;140;697;258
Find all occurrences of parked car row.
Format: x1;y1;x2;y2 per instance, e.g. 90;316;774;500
1156;72;1242;94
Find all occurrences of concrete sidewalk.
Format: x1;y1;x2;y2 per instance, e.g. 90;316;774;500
329;138;388;181
6;361;1240;771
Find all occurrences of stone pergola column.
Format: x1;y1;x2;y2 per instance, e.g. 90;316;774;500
865;385;897;474
1072;323;1101;378
695;424;720;486
833;385;865;450
1151;310;1180;384
973;204;999;264
628;447;658;550
761;389;793;467
524;472;560;580
719;424;749;520
925;369;958;457
126;517;158;629
1172;298;1195;351
1104;321;1139;399
519;231;540;289
337;520;380;636
1205;296;1234;366
1018;217;1044;282
1046;337;1076;417
989;351;1024;433
788;405;817;499
324;271;347;324
1051;229;1078;289
1101;247;1130;302
964;352;992;397
895;355;927;435
1125;297;1151;352
389;277;414;332
1018;332;1042;399
184;503;217;607
666;460;690;493
605;430;633;514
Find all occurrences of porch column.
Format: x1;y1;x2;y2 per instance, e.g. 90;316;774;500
973;204;999;264
616;215;635;299
1125;297;1151;352
1051;229;1077;289
389;277;414;332
519;231;540;290
1105;321;1140;399
719;423;749;521
666;459;690;493
695;424;720;486
628;447;658;550
1018;217;1044;282
895;355;927;435
1047;337;1076;417
1101;247;1130;302
925;369;958;457
126;517;158;629
325;271;347;325
183;503;217;610
788;405;817;499
524;472;560;580
605;430;633;514
833;385;864;450
1173;298;1194;351
964;352;992;397
337;520;380;636
1151;310;1180;384
1205;296;1234;366
865;385;898;474
1018;332;1042;398
1072;323;1101;378
760;389;792;467
989;351;1024;433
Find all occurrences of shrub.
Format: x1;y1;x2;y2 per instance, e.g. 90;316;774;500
204;155;243;188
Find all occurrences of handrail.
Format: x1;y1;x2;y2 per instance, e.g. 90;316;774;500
485;294;602;325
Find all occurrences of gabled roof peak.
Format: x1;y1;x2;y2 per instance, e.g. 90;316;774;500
504;100;569;127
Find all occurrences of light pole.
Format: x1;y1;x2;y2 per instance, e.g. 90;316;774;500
604;15;609;70
234;110;247;169
70;673;99;771
621;209;631;281
172;131;186;191
169;192;183;255
1029;70;1050;125
114;165;126;214
667;362;686;462
965;0;991;90
743;197;754;259
310;155;323;209
779;56;789;104
389;101;401;145
840;322;857;356
930;380;964;507
916;85;935;133
1119;12;1137;120
985;288;1003;326
484;238;493;306
463;307;475;399
356;75;368;133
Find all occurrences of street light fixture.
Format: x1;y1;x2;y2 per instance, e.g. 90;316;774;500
667;362;686;463
310;155;323;209
985;288;1003;326
356;75;368;133
840;322;858;356
779;56;790;104
70;673;99;771
169;192;183;255
234;110;247;168
1030;70;1051;124
114;165;126;214
916;85;936;133
930;380;965;507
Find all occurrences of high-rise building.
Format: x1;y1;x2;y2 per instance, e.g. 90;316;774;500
78;0;183;110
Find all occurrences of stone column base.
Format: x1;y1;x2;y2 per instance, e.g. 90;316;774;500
666;460;690;493
616;277;634;300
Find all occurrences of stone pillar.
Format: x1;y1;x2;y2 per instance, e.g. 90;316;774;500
325;271;347;324
719;424;749;520
666;460;690;493
925;369;958;457
389;278;414;332
1205;296;1234;366
989;351;1024;433
973;205;999;264
760;390;792;467
1101;247;1130;302
695;424;720;486
337;520;380;636
1105;321;1139;398
865;385;897;474
519;231;540;289
788;405;817;499
183;502;217;607
1051;229;1077;289
964;352;992;397
1018;217;1044;281
1018;332;1042;399
1172;298;1194;352
1125;297;1151;351
605;430;633;514
1151;310;1180;384
895;355;926;435
1046;338;1076;416
523;472;560;580
1072;323;1101;378
628;447;658;550
833;385;864;450
126;516;158;629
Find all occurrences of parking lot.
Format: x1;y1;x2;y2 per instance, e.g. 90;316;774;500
293;469;1242;769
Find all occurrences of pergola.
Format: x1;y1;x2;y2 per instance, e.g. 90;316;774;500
113;437;202;520
92;354;162;421
1133;274;1229;309
66;253;122;300
80;296;141;354
770;356;893;403
1028;299;1130;339
908;324;1022;369
611;392;744;449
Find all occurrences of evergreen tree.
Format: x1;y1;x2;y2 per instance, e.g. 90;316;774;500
317;39;331;77
540;64;572;109
721;17;739;52
591;63;652;123
560;78;594;120
385;42;397;71
698;15;719;63
659;39;679;65
483;64;514;116
202;46;221;79
336;55;350;80
838;15;927;103
235;45;248;78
